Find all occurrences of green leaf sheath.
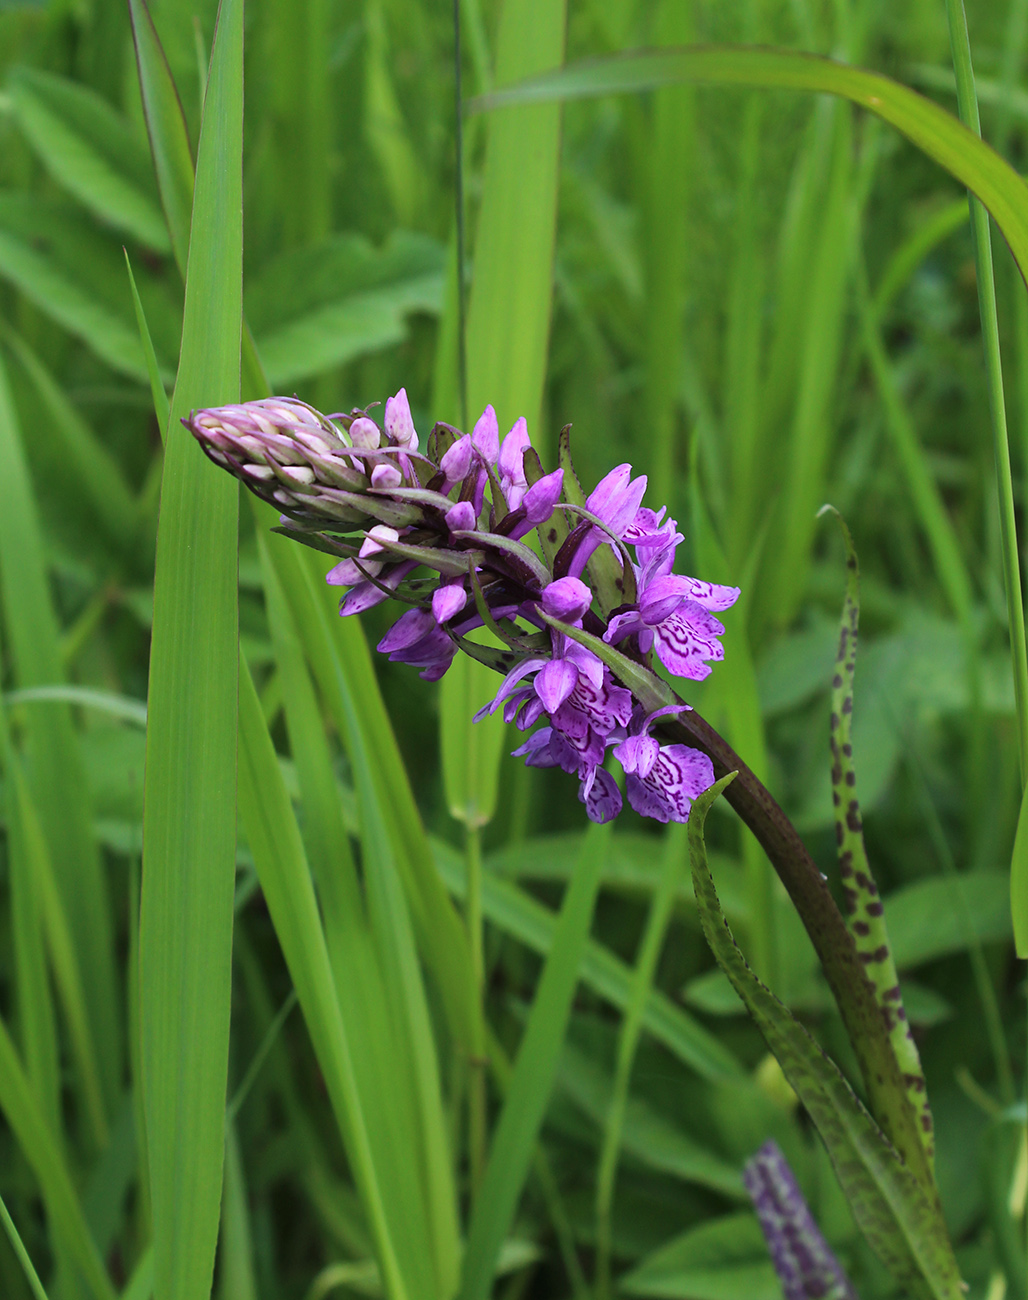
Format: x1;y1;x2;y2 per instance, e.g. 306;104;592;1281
826;511;932;1163
688;778;962;1300
467;46;1028;290
139;4;243;1300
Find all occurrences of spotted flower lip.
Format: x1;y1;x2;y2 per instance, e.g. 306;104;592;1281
185;389;741;822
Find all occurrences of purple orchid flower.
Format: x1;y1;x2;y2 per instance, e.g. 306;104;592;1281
185;388;740;826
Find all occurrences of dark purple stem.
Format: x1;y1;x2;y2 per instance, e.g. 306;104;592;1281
665;703;934;1189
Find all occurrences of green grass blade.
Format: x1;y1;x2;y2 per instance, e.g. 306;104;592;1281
0;348;120;1124
260;529;459;1298
139;2;243;1298
1;328;137;553
127;0;195;273
594;823;688;1299
854;257;974;626
0;1016;115;1300
0;1190;51;1300
218;1122;258;1300
459;821;610;1300
264;531;480;1055
639;0;693;510
435;839;743;1081
124;250;172;433
235;659;410;1300
463;0;565;443
0;707;59;1137
120;1250;153;1300
944;0;1028;781
467;46;1028;288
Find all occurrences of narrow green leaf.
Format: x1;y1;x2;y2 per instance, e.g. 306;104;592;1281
459;821;610;1300
235;659;411;1300
1011;781;1028;958
218;1122;258;1300
5;688;147;728
463;0;566;442
260;529;460;1299
0;705;59;1136
688;776;962;1300
0;348;121;1122
468;46;1028;289
126;0;195;273
0;209;152;381
1;326;138;553
0;1190;51;1300
595;824;691;1295
139;3;243;1299
944;0;1028;782
434;838;743;1082
265;533;480;1056
124;250;171;433
0;1015;116;1300
440;652;505;827
7;66;170;252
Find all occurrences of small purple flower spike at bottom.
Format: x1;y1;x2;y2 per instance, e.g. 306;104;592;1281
743;1141;858;1300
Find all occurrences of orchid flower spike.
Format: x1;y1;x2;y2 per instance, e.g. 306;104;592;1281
185;390;741;825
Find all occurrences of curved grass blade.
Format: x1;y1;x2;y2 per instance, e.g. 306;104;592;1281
822;508;932;1163
688;776;962;1300
467;46;1028;289
139;2;243;1298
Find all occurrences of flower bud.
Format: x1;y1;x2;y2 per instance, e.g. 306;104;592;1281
541;576;592;622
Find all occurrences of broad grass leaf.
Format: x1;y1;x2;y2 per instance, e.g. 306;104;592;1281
620;1212;781;1300
247;232;444;385
8;67;171;252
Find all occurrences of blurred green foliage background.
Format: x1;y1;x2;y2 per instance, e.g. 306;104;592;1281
0;0;1025;1298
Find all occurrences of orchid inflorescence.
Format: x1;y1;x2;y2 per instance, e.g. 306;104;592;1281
187;389;740;824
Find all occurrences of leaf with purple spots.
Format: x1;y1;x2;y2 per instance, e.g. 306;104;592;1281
689;776;962;1300
821;506;933;1167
